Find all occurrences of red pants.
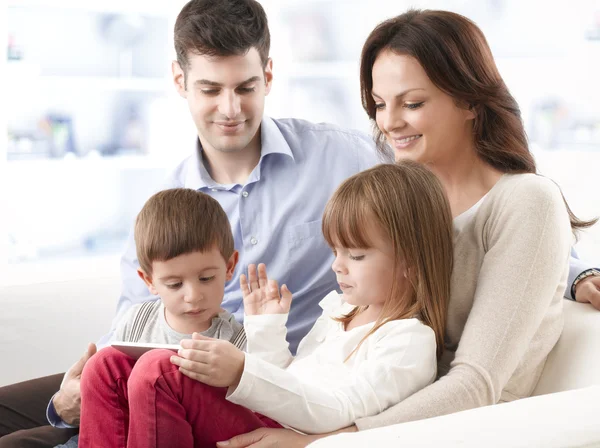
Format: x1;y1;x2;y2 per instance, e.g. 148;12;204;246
79;347;282;448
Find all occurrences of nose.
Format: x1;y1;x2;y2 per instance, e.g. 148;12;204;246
381;106;407;134
331;255;348;275
183;283;204;304
218;90;242;119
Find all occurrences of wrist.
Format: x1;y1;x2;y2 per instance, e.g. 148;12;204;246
573;268;600;301
52;391;67;419
231;353;245;389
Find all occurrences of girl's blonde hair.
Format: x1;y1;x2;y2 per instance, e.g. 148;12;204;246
322;161;453;359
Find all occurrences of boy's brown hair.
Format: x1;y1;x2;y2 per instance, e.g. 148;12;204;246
135;188;234;275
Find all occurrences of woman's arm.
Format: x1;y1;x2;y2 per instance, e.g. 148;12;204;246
355;175;573;430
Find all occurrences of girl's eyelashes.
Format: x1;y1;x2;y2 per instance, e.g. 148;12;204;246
349;254;365;261
166;282;182;290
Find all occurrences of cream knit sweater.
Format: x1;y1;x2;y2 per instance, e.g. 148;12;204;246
356;173;573;429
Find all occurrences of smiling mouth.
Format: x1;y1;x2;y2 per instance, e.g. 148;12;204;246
185;310;205;315
339;283;352;290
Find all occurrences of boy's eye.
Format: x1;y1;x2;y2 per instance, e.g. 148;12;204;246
166;282;182;290
200;89;219;95
237;87;256;93
199;276;216;283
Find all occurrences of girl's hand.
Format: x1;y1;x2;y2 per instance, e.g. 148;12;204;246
172;333;245;388
240;263;293;316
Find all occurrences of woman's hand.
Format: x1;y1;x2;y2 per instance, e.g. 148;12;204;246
217;427;320;448
172;333;245;388
241;263;293;315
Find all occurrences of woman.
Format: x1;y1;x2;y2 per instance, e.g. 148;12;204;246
218;9;595;447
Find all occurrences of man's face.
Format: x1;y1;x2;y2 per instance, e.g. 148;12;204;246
172;49;273;155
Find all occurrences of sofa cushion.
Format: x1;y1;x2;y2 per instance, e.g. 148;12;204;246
533;300;600;395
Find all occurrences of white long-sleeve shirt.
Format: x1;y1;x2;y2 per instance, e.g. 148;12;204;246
226;291;437;434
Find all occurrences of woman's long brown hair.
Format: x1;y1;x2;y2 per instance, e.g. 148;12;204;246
322;162;454;359
359;9;596;230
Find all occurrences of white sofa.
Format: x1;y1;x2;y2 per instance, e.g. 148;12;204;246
1;276;599;447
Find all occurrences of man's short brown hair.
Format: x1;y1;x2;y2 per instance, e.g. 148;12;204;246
174;0;271;75
134;188;234;275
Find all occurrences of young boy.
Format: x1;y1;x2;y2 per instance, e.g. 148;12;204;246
58;188;245;448
111;187;245;349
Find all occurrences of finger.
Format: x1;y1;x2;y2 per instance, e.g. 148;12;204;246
280;284;293;311
248;264;259;292
267;279;280;301
170;355;210;374
177;348;212;364
69;343;97;378
217;429;266;448
589;290;600;311
180;338;212;351
177;366;210;384
257;263;268;289
240;274;251;297
192;332;213;341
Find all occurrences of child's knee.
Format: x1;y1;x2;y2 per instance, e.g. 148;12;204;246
81;347;132;386
128;349;178;392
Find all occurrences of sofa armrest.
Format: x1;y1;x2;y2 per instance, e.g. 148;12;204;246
308;386;600;448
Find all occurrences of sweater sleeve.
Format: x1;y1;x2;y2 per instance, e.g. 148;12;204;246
356;175;572;430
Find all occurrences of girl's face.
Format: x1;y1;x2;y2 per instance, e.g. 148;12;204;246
371;50;475;165
330;225;402;314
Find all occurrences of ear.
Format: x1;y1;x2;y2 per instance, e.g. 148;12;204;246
464;103;476;121
172;60;187;99
137;269;159;296
263;58;273;96
225;250;240;281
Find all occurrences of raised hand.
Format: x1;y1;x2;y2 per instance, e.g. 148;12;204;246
240;263;292;315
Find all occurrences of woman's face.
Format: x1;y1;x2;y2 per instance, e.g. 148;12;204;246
371;50;475;165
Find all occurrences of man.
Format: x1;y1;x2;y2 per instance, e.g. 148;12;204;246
1;1;598;447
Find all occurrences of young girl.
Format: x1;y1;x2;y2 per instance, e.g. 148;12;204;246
79;161;454;447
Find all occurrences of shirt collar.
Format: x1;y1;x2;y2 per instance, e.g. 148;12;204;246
184;117;294;190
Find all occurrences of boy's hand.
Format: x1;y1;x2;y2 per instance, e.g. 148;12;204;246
240;263;293;315
172;333;245;388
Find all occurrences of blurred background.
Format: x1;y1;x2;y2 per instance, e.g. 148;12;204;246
0;0;599;286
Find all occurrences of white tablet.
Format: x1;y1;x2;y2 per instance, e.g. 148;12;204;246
110;341;180;359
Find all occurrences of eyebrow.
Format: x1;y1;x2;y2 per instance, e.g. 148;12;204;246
194;76;262;88
371;87;425;99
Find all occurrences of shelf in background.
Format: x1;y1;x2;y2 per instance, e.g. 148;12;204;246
6;153;172;171
283;61;360;79
7;0;184;18
6;62;170;92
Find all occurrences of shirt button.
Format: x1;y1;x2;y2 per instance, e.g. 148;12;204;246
250;237;258;245
242;191;249;198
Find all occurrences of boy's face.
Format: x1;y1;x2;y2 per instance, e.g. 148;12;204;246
139;246;238;334
172;48;273;157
